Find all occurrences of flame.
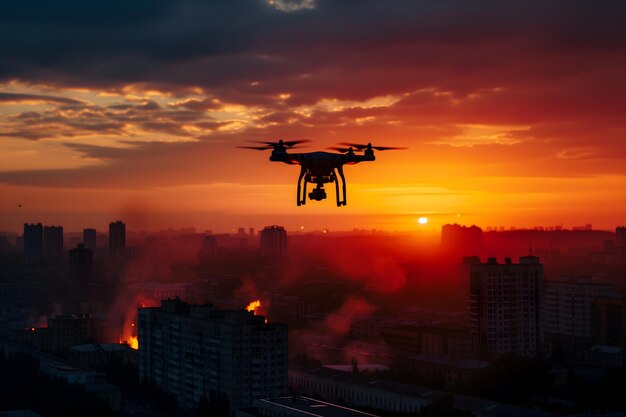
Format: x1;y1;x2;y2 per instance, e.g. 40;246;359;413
246;299;269;323
246;299;262;313
128;336;139;349
120;336;139;349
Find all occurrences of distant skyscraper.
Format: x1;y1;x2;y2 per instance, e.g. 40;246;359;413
469;256;545;360
83;228;97;252
260;225;287;257
43;225;64;260
23;223;43;265
69;243;93;298
109;221;126;257
545;277;614;362
616;226;626;247
441;224;483;253
139;298;288;414
202;234;217;257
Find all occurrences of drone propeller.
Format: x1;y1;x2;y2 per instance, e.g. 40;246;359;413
237;146;275;151
251;139;311;147
327;146;353;153
369;146;407;151
338;142;407;151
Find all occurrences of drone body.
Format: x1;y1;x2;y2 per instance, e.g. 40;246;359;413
238;140;404;206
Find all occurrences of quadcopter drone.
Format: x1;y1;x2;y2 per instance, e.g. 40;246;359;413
238;140;405;206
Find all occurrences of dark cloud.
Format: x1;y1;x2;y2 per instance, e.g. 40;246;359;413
0;98;221;140
0;92;83;105
1;0;624;101
0;0;624;189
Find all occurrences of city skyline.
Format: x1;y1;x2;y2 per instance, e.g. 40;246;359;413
1;2;625;416
1;1;624;232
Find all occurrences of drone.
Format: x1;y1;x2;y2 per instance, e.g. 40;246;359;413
238;140;405;206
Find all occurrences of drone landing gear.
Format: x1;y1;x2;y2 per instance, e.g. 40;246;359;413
297;166;307;206
335;166;347;207
296;166;347;207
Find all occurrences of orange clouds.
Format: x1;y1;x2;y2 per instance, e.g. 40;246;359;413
0;2;624;231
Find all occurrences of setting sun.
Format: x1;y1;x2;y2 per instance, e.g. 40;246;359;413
418;217;428;225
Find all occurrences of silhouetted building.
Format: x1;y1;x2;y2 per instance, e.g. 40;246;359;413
585;344;624;368
592;296;626;347
128;282;191;302
0;339;121;411
138;298;288;413
469;256;545;360
0;234;12;253
202;234;217;257
83;228;97;252
441;224;482;253
260;225;287;258
69;343;138;369
69;244;94;298
43;225;63;261
616;226;626;247
381;324;475;360
545;277;614;362
459;256;481;289
108;220;125;257
289;366;560;417
33;314;116;353
23;223;43;265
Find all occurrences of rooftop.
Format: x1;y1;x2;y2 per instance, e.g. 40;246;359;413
259;396;379;417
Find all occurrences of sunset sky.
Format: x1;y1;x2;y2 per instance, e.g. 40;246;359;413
1;0;624;233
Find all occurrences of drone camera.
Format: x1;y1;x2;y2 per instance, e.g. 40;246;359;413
308;188;327;201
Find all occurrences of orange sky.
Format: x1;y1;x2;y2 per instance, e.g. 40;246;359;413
0;1;625;233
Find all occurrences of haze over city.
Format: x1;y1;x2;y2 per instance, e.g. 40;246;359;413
0;1;625;417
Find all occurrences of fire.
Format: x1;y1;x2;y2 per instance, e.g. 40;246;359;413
121;336;139;349
246;299;262;313
246;299;269;323
128;336;139;349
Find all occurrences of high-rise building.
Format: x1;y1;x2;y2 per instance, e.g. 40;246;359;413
69;243;94;298
138;298;288;413
83;228;97;252
469;256;545;360
23;223;43;265
43;225;64;260
544;277;614;362
109;220;126;257
260;225;287;258
591;296;626;347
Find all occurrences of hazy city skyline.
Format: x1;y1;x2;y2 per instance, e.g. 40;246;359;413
0;1;624;416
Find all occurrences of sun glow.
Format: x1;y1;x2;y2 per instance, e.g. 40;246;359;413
418;217;428;225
